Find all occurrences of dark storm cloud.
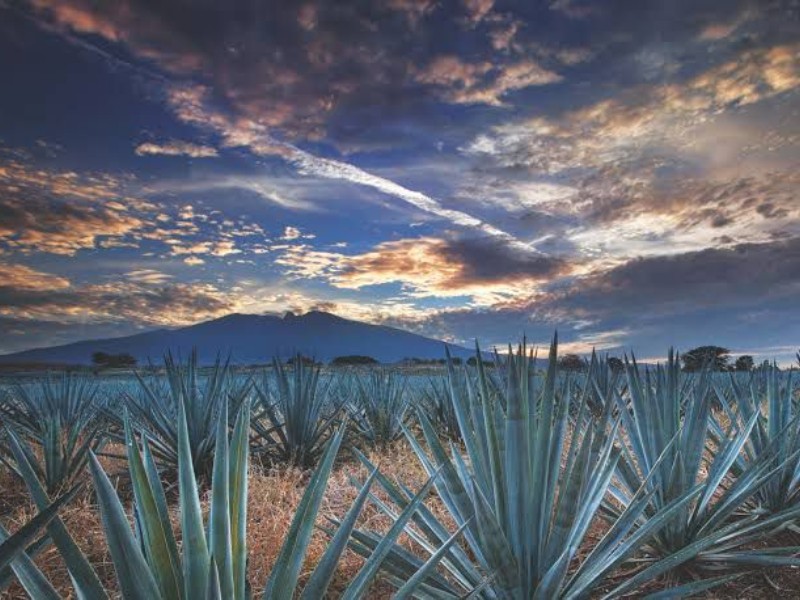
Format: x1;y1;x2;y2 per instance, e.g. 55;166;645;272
550;235;800;316
438;235;567;284
383;235;800;357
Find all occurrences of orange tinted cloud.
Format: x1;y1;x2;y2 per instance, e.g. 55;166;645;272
415;56;561;105
277;236;567;305
0;159;150;255
0;263;70;291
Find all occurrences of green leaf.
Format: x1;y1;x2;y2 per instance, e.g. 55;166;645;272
209;399;234;599
0;485;78;573
340;469;440;600
177;399;209;598
4;427;108;600
229;400;251;600
300;467;375;599
642;572;746;599
0;522;61;600
87;452;162;600
262;425;345;598
124;415;182;600
393;520;470;600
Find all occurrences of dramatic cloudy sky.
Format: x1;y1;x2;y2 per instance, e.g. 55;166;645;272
0;0;798;361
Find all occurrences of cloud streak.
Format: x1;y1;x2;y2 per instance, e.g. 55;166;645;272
135;140;218;158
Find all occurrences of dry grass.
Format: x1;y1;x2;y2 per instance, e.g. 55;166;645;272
2;438;800;599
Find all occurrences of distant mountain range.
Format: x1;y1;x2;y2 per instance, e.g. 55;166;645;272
0;311;477;365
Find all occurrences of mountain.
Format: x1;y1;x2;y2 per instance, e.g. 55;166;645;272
0;311;478;365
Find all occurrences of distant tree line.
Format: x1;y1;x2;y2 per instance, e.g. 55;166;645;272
91;352;137;369
90;346;781;372
680;346;760;372
330;355;378;366
554;347;765;374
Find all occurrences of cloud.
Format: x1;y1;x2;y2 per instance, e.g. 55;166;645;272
28;0;204;74
546;235;800;318
150;174;320;212
0;263;71;291
387;0;438;25
125;269;173;284
414;56;562;105
378;236;800;359
466;43;800;174
277;235;567;305
280;226;317;242
459;42;800;261
0;157;153;255
135;140;218;158
0;279;234;328
159;83;534;246
463;0;495;23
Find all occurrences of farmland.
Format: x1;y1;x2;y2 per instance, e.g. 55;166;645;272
1;340;799;599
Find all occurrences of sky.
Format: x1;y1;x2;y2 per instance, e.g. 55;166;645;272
0;0;798;362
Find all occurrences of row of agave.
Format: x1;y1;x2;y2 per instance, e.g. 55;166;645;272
1;336;799;598
0;351;422;495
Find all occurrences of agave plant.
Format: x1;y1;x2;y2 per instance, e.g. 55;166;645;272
252;356;340;468
345;369;412;448
90;391;446;599
2;426;110;598
422;374;462;441
114;350;251;479
712;364;800;512
351;338;697;598
603;351;800;594
420;346;503;441
0;374;104;494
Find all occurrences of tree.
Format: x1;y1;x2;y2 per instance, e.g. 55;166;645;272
91;351;137;369
467;357;495;368
558;353;584;372
734;355;754;372
330;355;378;366
286;355;317;367
681;346;730;372
608;356;625;374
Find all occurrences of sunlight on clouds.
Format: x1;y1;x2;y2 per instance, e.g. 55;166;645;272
414;56;562;106
135;140;218;158
276;237;566;306
0;263;71;291
0;158;152;255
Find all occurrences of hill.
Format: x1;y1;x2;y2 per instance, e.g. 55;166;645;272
0;311;476;365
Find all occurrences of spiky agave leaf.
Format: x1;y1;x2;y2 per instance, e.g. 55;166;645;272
252;356;340;468
113;350;251;479
87;396;254;600
3;426;108;599
0;522;61;600
0;484;80;575
0;374;105;495
606;351;800;575
352;337;712;598
345;368;412;448
711;364;800;512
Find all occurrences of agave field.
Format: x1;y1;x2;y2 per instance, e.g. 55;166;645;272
1;338;799;599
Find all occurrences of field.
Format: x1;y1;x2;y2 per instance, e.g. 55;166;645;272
1;342;800;599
